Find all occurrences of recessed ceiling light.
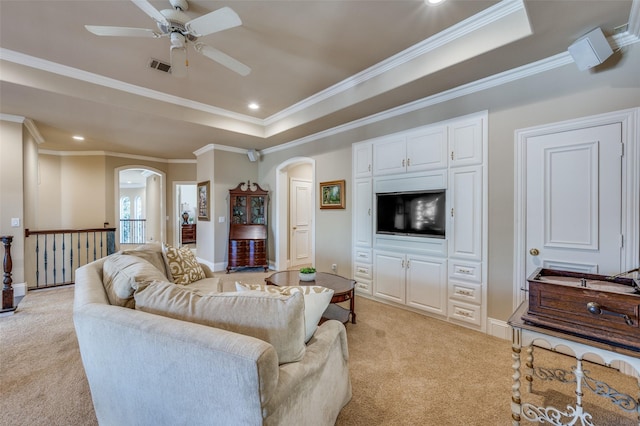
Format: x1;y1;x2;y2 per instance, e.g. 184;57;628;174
72;135;85;141
426;0;446;5
248;102;260;110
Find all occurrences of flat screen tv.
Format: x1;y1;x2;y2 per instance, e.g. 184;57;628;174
376;190;446;238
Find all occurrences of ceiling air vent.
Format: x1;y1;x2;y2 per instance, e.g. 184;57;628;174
149;58;171;73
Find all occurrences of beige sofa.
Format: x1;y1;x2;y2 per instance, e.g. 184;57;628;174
73;246;352;426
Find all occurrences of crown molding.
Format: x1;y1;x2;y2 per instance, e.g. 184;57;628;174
0;113;25;123
264;0;527;126
0;48;263;126
193;143;247;157
1;114;45;143
23;119;45;144
37;149;195;163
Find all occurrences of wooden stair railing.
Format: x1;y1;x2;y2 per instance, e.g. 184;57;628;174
1;235;15;313
25;227;116;290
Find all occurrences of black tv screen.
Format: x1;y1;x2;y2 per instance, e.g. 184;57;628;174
376;190;446;238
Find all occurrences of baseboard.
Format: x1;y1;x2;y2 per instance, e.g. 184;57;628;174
13;282;26;297
487;317;510;340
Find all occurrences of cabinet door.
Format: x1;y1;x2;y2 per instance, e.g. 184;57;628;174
406;126;448;172
449;117;483;167
353;178;372;247
354;142;373;178
406;256;447;315
374;251;405;303
449;165;482;260
373;136;406;176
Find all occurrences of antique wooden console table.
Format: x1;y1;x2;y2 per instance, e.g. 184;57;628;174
508;302;640;426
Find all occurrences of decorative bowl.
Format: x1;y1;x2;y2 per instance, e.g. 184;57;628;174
299;272;316;282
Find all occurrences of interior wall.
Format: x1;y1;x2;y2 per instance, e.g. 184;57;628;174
260;43;640;322
59;155;106;228
36;154;62;229
0;120;25;284
196;148;215;264
145;174;161;243
260;140;352;275
213;150;259;267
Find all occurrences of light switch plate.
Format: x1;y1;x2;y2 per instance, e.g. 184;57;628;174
218;216;225;223
11;218;20;227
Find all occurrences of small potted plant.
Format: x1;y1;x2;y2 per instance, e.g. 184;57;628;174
298;267;316;282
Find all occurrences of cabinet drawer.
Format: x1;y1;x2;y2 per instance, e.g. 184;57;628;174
355;279;372;295
448;280;482;304
448;260;482;283
354;248;372;263
354;263;372;280
448;300;482;327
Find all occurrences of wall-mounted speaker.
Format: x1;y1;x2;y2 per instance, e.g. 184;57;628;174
247;149;260;162
568;27;613;71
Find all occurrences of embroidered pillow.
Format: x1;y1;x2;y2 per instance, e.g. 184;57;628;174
236;283;334;342
161;243;206;284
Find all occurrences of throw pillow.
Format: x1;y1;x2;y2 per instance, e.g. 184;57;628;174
122;243;171;279
161;243;206;285
134;281;307;364
102;253;169;308
235;283;334;342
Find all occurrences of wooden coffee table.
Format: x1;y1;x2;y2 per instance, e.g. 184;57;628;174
265;271;356;324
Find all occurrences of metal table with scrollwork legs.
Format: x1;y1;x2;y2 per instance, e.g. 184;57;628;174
509;302;640;426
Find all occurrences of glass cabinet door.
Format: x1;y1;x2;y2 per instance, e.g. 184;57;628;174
232;196;247;224
250;196;265;224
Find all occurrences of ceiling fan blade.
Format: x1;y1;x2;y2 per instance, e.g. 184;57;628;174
85;25;161;38
194;43;251;76
130;0;169;26
171;47;188;78
186;7;242;37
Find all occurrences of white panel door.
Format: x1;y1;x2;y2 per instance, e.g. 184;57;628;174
406;126;448;172
354;178;372;247
406;255;447;315
290;179;313;268
449;165;482;261
525;123;622;278
449;117;483;167
374;251;405;303
373;136;406;176
354;143;373;178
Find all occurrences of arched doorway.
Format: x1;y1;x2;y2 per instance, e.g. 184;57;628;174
115;166;166;249
274;157;315;271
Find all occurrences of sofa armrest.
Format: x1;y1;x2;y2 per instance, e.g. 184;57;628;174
74;304;280;425
197;258;216;278
263;320;351;416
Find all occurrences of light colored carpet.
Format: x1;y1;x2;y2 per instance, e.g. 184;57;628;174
1;273;637;425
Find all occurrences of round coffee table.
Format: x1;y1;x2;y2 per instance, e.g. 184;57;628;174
265;271;356;324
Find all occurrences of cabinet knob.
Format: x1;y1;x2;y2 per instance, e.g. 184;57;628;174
529;248;539;256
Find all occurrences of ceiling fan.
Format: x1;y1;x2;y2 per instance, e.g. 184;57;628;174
85;0;250;77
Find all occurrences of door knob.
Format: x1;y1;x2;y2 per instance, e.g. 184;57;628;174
529;248;540;256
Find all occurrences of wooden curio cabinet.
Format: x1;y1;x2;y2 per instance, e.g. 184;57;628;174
227;181;269;273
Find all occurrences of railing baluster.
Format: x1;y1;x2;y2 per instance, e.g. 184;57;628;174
52;234;57;285
62;234;66;283
44;234;48;287
35;236;40;288
24;227;116;290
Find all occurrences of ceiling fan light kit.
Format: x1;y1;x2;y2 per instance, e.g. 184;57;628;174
85;0;250;77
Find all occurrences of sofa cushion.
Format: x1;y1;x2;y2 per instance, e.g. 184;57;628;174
162;243;206;284
235;283;334;342
102;253;168;308
122;243;171;279
134;281;307;364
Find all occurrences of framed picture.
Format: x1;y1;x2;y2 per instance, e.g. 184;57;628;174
319;180;346;209
197;181;210;221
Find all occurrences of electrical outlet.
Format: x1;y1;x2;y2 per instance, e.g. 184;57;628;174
331;263;337;272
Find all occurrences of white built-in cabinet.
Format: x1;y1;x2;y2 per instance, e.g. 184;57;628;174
373;126;448;176
374;251;447;315
352;111;487;331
